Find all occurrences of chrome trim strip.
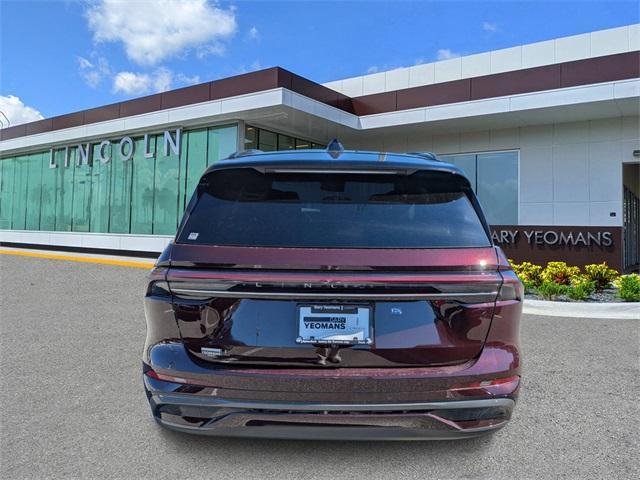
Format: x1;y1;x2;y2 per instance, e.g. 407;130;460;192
170;288;498;300
153;395;514;412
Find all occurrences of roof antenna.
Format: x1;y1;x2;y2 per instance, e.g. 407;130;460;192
326;138;344;159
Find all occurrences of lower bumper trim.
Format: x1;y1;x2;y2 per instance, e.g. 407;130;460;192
149;394;514;440
152;394;514;412
156;418;505;440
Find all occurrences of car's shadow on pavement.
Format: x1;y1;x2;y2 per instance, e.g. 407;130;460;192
158;425;497;455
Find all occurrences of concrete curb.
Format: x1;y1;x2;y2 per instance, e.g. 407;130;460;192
523;299;640;319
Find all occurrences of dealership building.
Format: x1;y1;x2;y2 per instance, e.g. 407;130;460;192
1;24;638;271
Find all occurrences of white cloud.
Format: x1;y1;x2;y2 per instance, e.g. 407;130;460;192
366;66;379;74
0;95;44;127
482;21;498;32
153;67;173;92
176;73;201;85
248;26;259;40
196;42;226;59
83;70;102;88
436;49;461;60
113;71;153;95
77;55;111;88
86;0;237;66
112;67;199;95
77;56;93;70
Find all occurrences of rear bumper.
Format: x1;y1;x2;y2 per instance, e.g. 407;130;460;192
149;392;515;440
143;300;521;440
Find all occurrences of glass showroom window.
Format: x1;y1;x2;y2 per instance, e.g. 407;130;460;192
244;126;325;151
0;123;238;235
442;151;519;225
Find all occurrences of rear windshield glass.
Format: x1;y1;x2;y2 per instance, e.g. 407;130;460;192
177;168;490;248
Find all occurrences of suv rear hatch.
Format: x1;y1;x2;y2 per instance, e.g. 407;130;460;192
166;165;503;368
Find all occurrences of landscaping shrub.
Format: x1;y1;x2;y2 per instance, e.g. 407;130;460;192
521;280;538;294
567;275;596;301
583;262;619;292
508;260;633;301
537;280;570;300
616;274;640;302
510;261;543;289
541;262;580;285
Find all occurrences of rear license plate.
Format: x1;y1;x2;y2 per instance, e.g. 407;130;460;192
296;304;372;345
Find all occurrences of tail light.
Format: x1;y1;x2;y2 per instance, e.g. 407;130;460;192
498;271;523;301
147;280;171;297
145;369;189;384
146;267;170;297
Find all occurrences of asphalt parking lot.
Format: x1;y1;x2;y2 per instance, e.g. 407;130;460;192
1;254;638;480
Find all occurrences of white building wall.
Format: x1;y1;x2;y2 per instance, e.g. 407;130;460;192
324;24;640;96
342;116;639;227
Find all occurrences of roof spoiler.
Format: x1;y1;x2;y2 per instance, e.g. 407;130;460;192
226;149;263;159
406;152;441;162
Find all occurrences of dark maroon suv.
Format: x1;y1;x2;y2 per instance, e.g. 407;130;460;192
143;145;522;440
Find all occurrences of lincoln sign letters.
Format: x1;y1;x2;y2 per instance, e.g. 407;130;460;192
48;128;182;168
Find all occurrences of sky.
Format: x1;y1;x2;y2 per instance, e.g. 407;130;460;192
1;0;638;126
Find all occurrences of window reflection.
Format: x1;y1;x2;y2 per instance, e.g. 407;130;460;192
442;151;519;225
477;152;519;225
243;126;323;153
295;139;311;149
277;134;294;150
0;124;239;236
